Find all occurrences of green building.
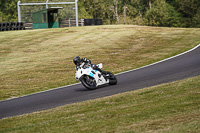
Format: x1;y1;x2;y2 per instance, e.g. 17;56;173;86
32;7;62;29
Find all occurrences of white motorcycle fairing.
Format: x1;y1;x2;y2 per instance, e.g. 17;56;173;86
75;63;109;87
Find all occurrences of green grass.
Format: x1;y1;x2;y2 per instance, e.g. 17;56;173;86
0;25;200;100
0;25;200;132
0;75;199;133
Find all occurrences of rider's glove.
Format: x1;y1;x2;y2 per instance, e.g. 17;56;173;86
82;58;91;64
83;58;87;62
92;64;98;70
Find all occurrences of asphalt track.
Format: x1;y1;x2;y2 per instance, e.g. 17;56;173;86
0;44;200;119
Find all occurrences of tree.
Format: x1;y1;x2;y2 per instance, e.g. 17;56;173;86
113;0;119;24
192;10;200;28
0;0;18;22
0;0;199;27
166;0;200;27
148;0;152;9
145;0;181;27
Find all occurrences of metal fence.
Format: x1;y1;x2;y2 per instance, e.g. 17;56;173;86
59;19;102;27
59;19;84;27
17;0;79;26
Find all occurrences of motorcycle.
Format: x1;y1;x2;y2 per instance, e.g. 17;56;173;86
75;63;117;90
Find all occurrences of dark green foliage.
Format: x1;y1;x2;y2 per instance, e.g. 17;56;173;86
145;0;181;27
0;0;199;27
0;0;18;22
167;0;200;27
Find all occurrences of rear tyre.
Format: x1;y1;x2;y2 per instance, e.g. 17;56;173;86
81;75;97;90
107;72;117;85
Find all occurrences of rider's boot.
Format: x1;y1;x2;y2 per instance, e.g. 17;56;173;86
94;67;109;80
99;70;110;81
92;64;110;80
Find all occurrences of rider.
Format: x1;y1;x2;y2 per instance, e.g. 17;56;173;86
73;56;107;75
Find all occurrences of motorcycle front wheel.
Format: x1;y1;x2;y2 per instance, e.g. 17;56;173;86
81;75;97;90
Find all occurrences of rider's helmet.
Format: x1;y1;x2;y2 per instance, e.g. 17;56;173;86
73;56;81;65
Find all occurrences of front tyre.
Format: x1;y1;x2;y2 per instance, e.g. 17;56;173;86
81;75;97;90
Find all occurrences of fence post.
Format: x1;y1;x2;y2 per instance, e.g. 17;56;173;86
75;0;79;27
46;0;49;9
17;1;21;22
69;19;71;27
81;19;84;26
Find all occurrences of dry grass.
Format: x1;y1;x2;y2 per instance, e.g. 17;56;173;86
0;75;199;133
0;25;200;100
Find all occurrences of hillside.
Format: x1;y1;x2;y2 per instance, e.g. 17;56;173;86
0;0;200;27
0;24;200;132
0;25;200;101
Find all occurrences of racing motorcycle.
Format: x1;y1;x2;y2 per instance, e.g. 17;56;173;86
75;63;117;90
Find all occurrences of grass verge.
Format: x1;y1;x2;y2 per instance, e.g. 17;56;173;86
0;25;200;100
0;75;199;132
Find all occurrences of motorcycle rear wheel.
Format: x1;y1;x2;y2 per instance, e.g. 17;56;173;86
107;72;117;85
81;75;97;90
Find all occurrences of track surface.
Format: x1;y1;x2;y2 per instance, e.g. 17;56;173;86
0;45;200;119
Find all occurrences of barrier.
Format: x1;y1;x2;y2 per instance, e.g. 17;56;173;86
59;19;102;27
0;22;25;32
84;19;102;26
59;19;84;27
0;19;102;31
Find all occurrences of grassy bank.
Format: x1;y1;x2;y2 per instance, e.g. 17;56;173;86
0;25;200;100
0;75;199;132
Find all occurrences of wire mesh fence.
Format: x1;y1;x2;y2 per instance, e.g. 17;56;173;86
0;1;102;31
19;0;77;29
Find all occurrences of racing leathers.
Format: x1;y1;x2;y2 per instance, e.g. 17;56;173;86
76;58;107;75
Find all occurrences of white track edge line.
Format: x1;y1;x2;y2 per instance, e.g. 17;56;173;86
1;43;200;103
116;43;200;75
0;83;81;102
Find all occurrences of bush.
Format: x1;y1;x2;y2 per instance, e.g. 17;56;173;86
192;10;200;28
145;0;181;27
